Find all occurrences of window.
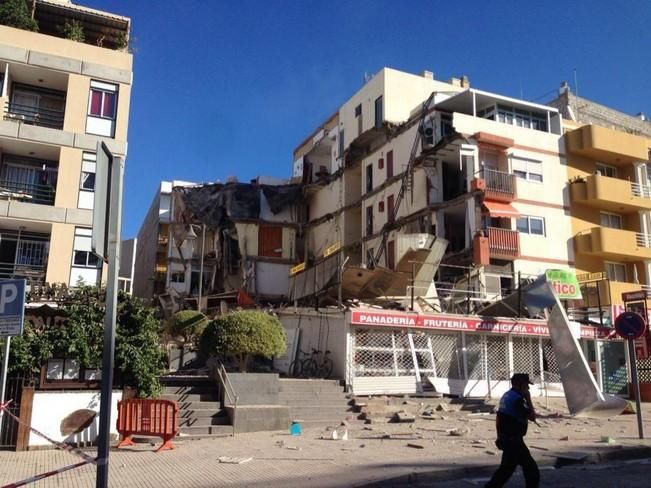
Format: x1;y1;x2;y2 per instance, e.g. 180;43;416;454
366;205;374;236
86;80;118;137
0;154;58;205
516;216;545;236
605;262;626;282
378;200;384;212
171;272;185;283
387;240;395;270
495;104;548;132
78;152;96;209
387;150;394;179
355;104;363;136
88;82;116;119
366;164;373;193
595;163;617;178
338;129;345;158
378;157;384;169
600;212;622;229
387;194;395;223
69;227;100;286
512;156;543;182
374;96;383;129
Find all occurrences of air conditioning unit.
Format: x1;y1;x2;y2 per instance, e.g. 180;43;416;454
420;117;435;148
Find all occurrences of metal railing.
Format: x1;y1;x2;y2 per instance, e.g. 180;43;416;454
0;180;56;205
631;181;651;199
635;233;651;248
478;168;516;196
4;101;65;130
215;362;238;436
487;226;520;257
0;262;46;284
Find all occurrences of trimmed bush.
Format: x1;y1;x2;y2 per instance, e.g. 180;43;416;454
168;310;209;344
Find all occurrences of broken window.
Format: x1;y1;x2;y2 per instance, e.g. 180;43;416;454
387;151;394;179
374;96;383;128
366;205;374;236
366;164;373;193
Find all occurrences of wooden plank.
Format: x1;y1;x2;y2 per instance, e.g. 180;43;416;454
15;386;35;452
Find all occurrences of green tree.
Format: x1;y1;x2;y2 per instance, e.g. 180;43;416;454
61;19;84;42
199;310;286;372
167;310;209;345
9;285;166;397
0;0;38;31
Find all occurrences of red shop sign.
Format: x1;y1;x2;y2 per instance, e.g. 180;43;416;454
350;310;613;339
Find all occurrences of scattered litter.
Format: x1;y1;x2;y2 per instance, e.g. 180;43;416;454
407;443;424;449
359;444;366;448
485;450;497;455
286;446;301;451
559;436;569;441
468;412;490;416
436;403;450;412
600;436;616;444
218;457;252;464
622;402;636;415
471;440;486;445
363;426;373;431
533;430;541;434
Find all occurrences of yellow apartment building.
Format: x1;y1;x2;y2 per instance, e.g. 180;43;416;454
566;123;651;319
0;0;131;287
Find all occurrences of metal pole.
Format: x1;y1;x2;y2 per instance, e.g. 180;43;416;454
96;156;124;488
411;263;415;311
198;224;205;312
627;338;645;439
0;337;11;423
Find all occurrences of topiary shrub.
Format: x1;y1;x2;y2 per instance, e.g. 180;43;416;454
0;0;38;31
199;310;286;372
167;310;209;345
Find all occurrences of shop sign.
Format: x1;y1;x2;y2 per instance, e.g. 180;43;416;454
289;262;306;276
546;269;582;300
350;310;612;339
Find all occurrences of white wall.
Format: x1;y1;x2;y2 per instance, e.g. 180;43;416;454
277;310;348;380
29;390;122;447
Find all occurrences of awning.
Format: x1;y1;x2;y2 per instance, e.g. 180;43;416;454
482;201;521;218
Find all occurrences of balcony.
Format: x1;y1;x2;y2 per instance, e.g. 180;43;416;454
4;99;65;130
474;168;517;202
0;155;58;206
575;227;651;261
566;125;649;165
473;227;520;264
570;174;651;212
0;230;50;285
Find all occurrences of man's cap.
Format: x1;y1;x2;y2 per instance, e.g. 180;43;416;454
511;373;534;385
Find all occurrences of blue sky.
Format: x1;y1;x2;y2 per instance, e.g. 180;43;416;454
83;0;651;238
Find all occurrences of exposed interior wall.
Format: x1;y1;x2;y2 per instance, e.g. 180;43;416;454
45;223;74;284
29;390;122;448
132;189;162;299
277;310;348;380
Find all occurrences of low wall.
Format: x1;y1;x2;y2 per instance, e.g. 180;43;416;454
29;390;122;448
226;373;280;406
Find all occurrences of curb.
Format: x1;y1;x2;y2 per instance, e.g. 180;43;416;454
357;445;651;487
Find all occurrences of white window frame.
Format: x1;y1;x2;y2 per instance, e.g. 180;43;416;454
595;163;617;178
87;80;117;120
605;261;627;282
511;155;543;183
516;215;545;236
69;227;100;286
600;211;622;229
78;152;96;209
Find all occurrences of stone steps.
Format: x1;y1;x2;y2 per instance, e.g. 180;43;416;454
179;415;230;428
277;379;353;428
160;393;219;403
178;425;234;436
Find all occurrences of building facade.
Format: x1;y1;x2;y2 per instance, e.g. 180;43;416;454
0;0;132;287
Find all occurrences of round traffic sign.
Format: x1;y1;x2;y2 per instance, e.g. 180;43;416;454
614;312;647;340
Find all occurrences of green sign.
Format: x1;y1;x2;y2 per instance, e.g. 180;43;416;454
546;269;582;300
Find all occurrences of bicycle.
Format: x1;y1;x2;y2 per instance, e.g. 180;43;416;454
302;348;334;379
288;349;310;378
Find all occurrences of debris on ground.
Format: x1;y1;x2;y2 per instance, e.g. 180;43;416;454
436;403;450;412
622;402;636;415
218;456;253;464
407;443;424;449
600;436;616;444
394;411;416;423
447;427;469;437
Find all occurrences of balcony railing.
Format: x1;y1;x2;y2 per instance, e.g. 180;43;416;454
635;233;651;248
0;262;46;285
4;101;65;130
631;182;651;199
487;226;520;258
0;180;56;205
477;168;517;202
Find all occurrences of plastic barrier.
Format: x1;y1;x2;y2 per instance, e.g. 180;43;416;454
116;399;178;452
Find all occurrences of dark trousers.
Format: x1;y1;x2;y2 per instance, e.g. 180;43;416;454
486;436;539;487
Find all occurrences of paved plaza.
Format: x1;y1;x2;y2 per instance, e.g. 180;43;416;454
1;398;651;487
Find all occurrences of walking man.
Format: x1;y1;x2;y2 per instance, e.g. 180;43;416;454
486;373;540;487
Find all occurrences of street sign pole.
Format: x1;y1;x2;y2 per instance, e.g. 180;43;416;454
95;147;124;488
627;338;645;439
0;336;10;420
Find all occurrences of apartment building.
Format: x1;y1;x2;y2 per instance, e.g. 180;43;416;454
0;0;131;287
293;67;572;307
548;85;651;325
134;178;303;312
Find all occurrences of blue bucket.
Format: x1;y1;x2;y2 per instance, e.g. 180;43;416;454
289;421;302;436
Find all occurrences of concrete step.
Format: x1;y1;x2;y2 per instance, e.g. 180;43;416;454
178;425;234;436
162;385;217;395
176;431;232;441
159;375;213;387
178;407;224;419
277;392;349;401
161;393;219;403
179;415;230;428
173;401;221;411
278;379;343;391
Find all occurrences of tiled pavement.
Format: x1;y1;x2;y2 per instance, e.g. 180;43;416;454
2;401;651;487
